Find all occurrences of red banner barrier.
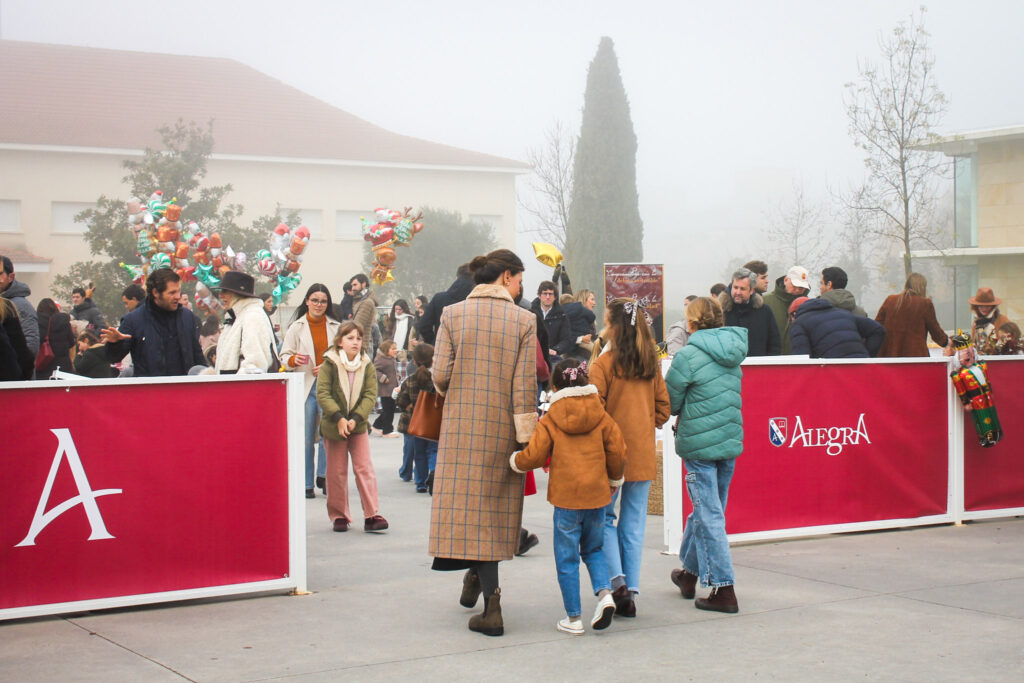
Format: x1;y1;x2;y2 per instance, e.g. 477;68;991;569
681;362;950;534
1;378;293;613
963;358;1024;512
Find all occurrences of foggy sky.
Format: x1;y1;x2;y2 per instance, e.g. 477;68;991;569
3;0;1022;304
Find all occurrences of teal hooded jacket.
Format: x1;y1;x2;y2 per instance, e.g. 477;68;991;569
665;326;748;461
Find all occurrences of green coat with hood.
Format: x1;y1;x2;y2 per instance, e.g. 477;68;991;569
763;277;801;354
317;347;378;440
665;326;747;461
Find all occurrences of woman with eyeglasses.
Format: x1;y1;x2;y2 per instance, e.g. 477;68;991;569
282;284;341;498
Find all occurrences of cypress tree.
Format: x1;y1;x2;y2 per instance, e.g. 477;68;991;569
565;37;643;300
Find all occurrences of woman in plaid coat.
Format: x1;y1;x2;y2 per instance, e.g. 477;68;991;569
429;249;538;637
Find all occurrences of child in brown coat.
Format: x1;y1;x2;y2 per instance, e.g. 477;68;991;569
510;359;626;636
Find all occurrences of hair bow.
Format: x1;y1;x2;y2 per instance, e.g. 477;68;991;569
622;297;653;326
564;361;588;382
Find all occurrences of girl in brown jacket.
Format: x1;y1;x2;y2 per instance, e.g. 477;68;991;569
589;298;671;618
875;273;948;357
511;359;626;635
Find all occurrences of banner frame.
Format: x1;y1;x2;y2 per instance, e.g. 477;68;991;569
0;373;307;621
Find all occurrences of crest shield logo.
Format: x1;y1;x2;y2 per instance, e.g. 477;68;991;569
768;418;788;447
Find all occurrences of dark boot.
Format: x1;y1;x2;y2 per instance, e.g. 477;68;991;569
516;528;539;556
316;476;326;494
468;588;504;636
695;585;738;614
671;568;697;599
460;569;482;608
611;584;636;617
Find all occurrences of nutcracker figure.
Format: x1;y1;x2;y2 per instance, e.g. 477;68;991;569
950;330;1003;447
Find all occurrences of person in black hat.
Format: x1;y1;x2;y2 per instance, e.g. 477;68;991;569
214;271;278;374
101;267;206;376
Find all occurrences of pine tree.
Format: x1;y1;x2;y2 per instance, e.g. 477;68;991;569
565;37;643;302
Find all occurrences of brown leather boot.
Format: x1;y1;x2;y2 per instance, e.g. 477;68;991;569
695;585;738;614
460;569;482;608
468;588;504;636
671;568;697;599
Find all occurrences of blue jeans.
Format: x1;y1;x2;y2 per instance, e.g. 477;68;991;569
411;437;437;489
679;458;736;587
399;435;414;481
602;480;651;592
304;381;327;490
553;506;611;618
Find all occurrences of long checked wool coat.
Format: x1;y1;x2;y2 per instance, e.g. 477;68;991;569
429;284;538;563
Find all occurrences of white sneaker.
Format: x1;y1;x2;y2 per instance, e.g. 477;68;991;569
557;616;584;635
591;593;615;630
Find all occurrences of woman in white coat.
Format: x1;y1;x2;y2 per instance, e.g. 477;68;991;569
215;271;277;375
281;284;342;498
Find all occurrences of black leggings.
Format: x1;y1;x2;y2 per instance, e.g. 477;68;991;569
471;562;499;597
372;396;396;433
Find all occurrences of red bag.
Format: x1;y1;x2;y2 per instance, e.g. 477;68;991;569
34;318;55;372
535;340;550;383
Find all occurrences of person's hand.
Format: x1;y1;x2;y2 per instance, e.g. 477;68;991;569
347;419;357;433
312;363;321;377
294;353;310;366
338;419;351;438
100;326;129;343
548;349;557;356
581;334;592;344
942;342;955;357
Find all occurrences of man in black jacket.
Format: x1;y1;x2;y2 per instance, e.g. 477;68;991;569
416;263;474;345
718;267;781;356
530;280;574;367
101;268;205;376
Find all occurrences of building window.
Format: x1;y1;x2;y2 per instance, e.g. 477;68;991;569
0;200;20;233
954;155;978;248
953;264;978;333
281;209;323;240
336;210;373;241
51;202;93;235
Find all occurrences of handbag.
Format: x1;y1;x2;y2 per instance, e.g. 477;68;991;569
34;318;55;372
408;390;445;441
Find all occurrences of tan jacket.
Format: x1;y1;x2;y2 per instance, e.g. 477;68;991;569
428;284;538;562
281;315;342;398
589;350;671;482
511;385;625;510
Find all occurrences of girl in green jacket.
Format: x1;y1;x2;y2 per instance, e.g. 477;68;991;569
664;297;747;614
317;321;388;533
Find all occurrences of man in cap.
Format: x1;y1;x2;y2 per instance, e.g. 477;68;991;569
763;265;811;354
214;270;278;374
101;267;205;376
0;254;39;355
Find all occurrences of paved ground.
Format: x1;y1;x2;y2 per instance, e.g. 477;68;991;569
3;435;1023;682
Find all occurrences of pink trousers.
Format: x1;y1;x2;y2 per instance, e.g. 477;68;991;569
324;432;379;522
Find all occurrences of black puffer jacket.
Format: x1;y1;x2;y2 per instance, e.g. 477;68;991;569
718;291;780;356
789;298;885;358
72;297;107;332
416;275;474;345
531;299;574;357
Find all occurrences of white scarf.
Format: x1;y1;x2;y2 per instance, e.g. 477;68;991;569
393;313;413;349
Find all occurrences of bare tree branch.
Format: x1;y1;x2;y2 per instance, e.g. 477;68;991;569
842;8;950;278
518;121;575;250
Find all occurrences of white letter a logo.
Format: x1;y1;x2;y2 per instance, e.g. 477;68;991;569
15;429;123;547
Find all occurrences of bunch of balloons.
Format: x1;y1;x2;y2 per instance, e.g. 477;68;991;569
259;223;310;304
124;194;314;305
123;190;245;289
360;207;424;285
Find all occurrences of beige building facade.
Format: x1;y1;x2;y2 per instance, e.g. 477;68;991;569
0;40;526;307
915;126;1024;331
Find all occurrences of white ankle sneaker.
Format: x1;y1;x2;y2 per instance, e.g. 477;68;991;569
557;616;584;635
591;593;616;630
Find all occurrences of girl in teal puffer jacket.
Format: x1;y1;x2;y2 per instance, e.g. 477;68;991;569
664;296;747;614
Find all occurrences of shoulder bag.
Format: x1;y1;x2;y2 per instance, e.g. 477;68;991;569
408;390;445;442
34;317;55;372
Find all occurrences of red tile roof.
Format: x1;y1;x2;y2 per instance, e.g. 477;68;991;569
0;40;528;170
1;248;52;265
